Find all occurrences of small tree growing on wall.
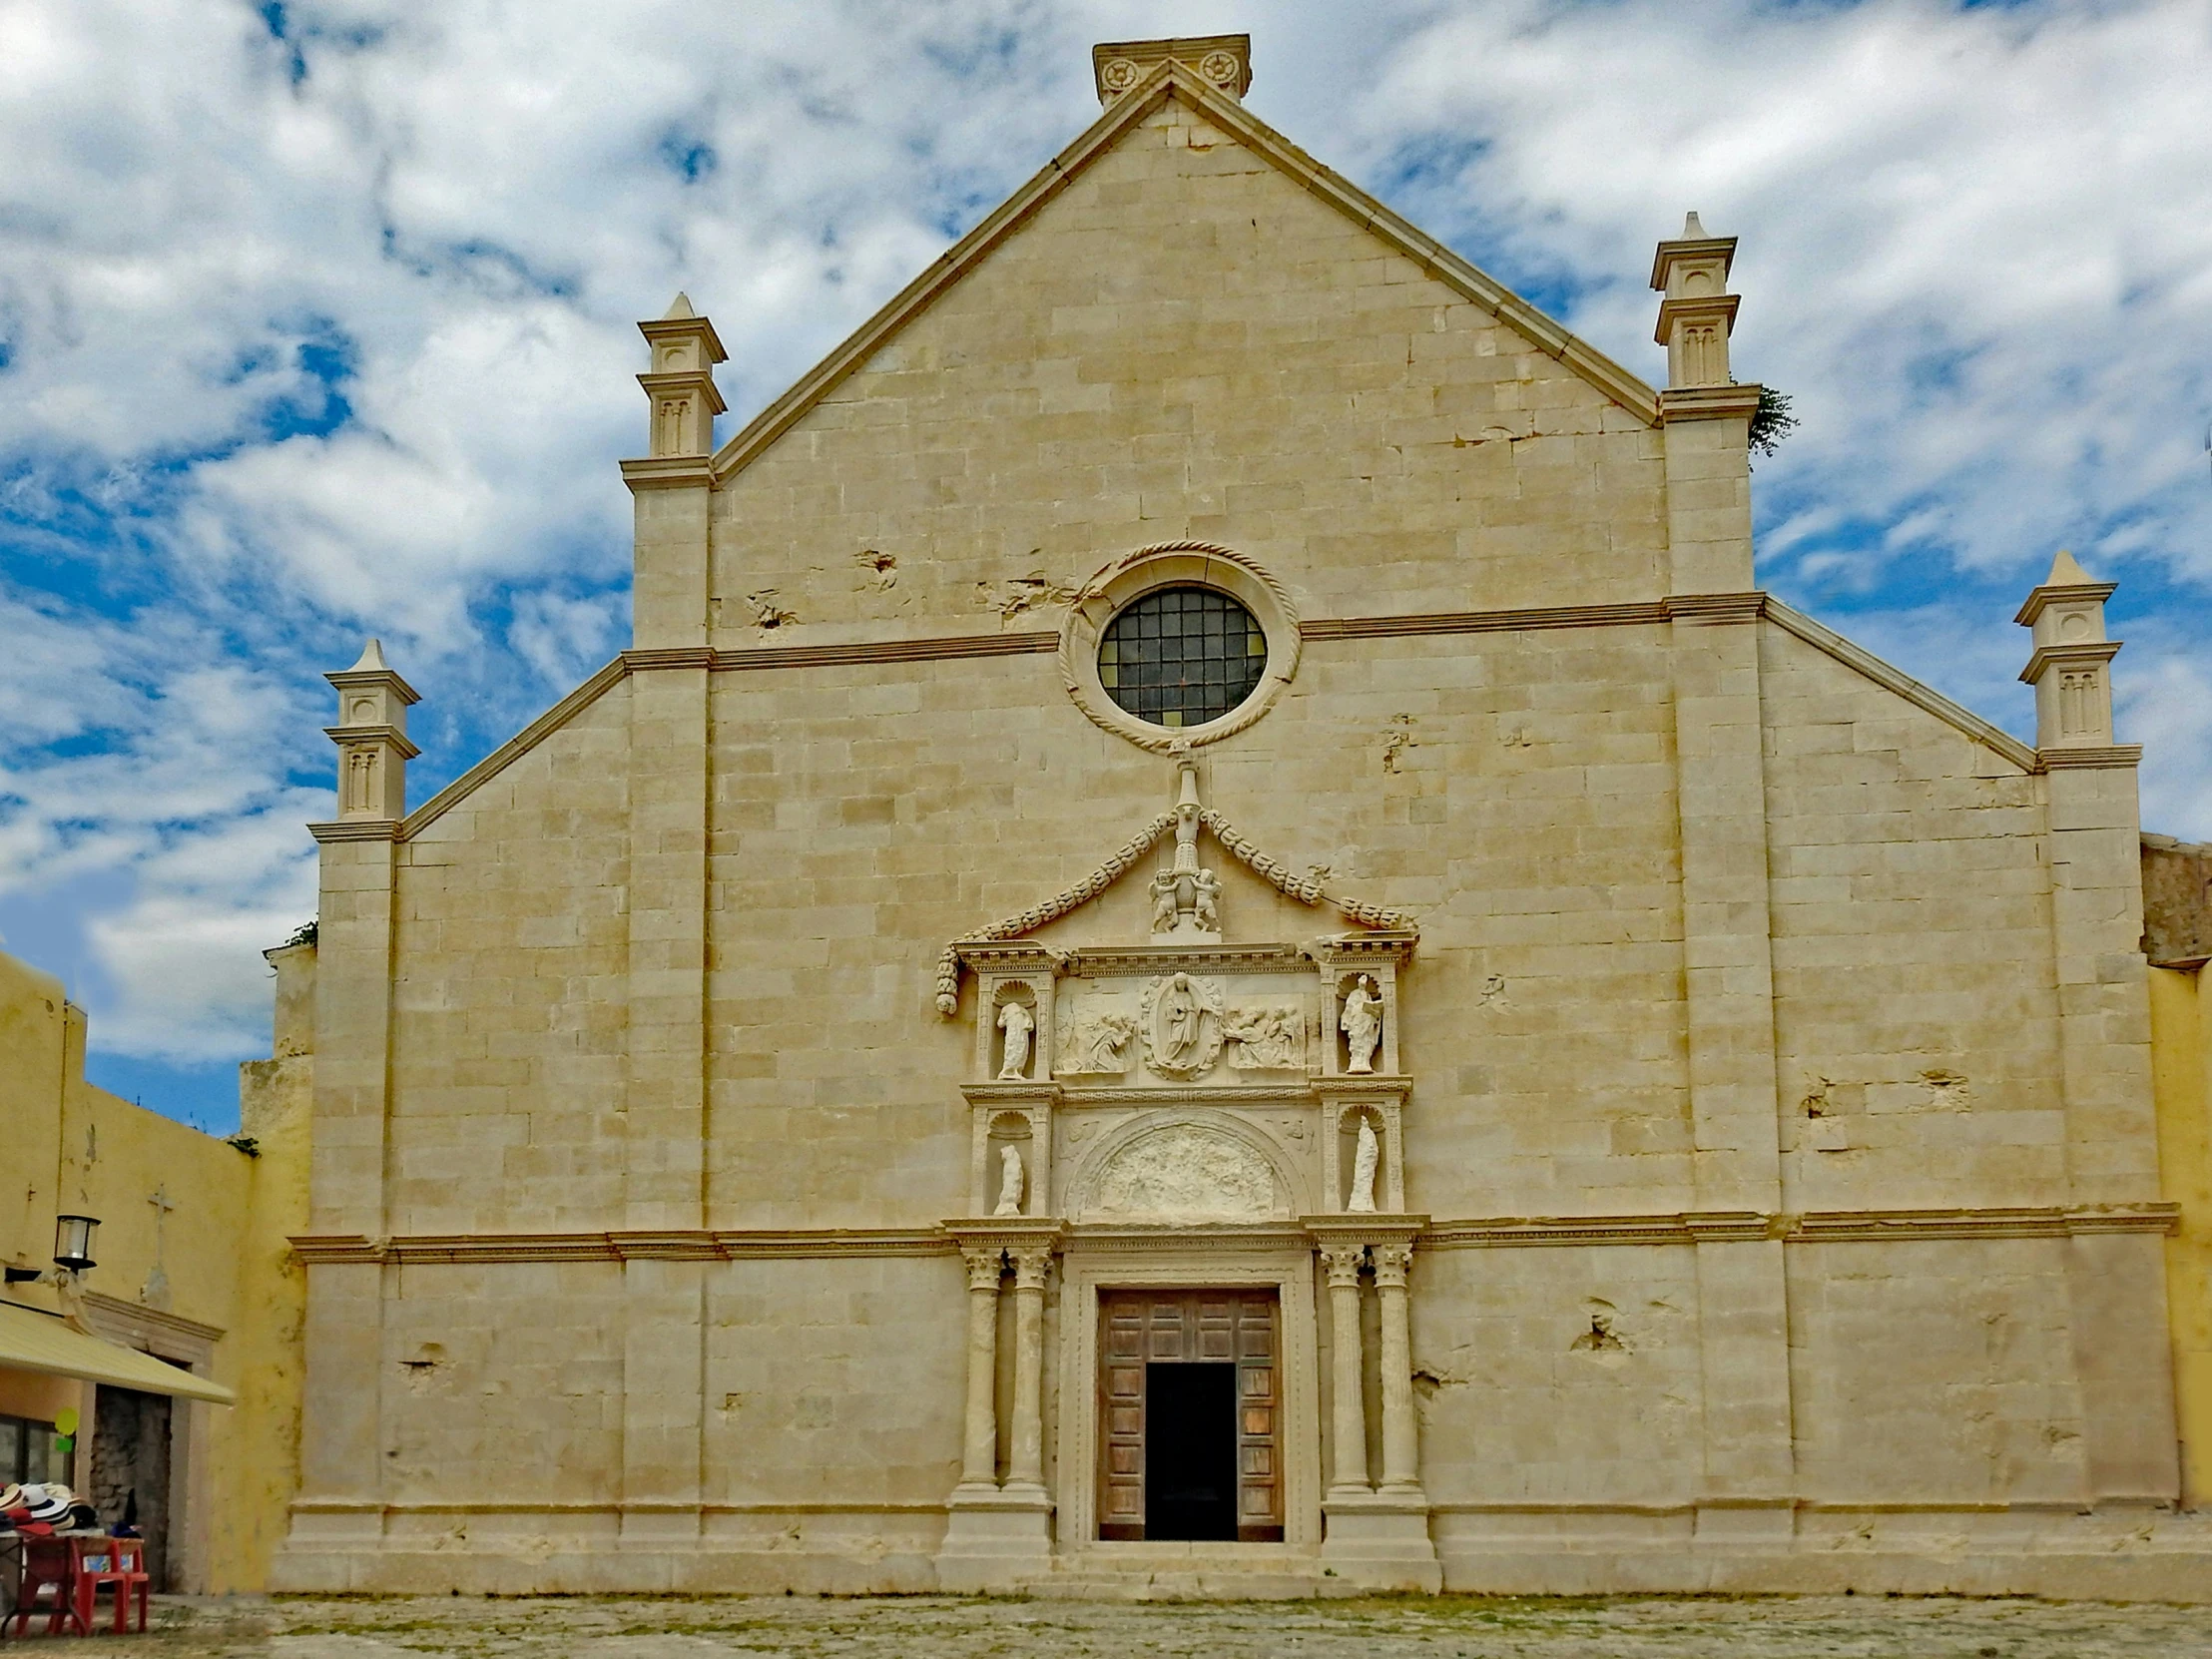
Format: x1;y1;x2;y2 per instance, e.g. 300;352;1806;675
1749;386;1799;465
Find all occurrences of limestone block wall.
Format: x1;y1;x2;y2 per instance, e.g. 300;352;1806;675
1760;629;2066;1212
699;1257;967;1511
708;97;1666;649
387;686;633;1234
1412;1246;1706;1509
1786;1239;2085;1504
377;1264;627;1513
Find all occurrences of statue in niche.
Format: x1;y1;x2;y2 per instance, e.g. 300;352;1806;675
1225;1004;1305;1070
1061;1009;1138;1075
1148;870;1180;935
996;999;1034;1080
1341;975;1382;1074
1348;1117;1381;1213
993;1145;1025;1216
1192;867;1222;932
1141;971;1225;1078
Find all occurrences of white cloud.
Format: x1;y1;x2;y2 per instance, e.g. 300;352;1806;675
0;0;2208;1086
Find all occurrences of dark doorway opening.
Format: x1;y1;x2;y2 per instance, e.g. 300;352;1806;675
1144;1362;1238;1541
90;1385;173;1590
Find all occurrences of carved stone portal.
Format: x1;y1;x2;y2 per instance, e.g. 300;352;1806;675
1142;972;1226;1078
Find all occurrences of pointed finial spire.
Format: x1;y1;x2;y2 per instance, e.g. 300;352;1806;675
1650;216;1741;388
321;638;420;825
634;294;727;460
2045;548;2094;586
2015;550;2122;751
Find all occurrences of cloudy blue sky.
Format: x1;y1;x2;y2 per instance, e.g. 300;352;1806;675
2;0;2208;1131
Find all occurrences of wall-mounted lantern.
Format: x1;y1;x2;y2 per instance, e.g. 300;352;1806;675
53;1215;99;1274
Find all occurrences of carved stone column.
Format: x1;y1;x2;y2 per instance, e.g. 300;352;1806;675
1007;1247;1053;1490
1373;1244;1420;1491
957;1248;1003;1490
937;1221;1058;1591
1311;1220;1437;1590
1322;1245;1370;1494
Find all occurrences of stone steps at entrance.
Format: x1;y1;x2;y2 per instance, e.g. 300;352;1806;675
1023;1544;1348;1601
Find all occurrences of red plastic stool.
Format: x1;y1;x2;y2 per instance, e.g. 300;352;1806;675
5;1537;89;1637
69;1538;148;1635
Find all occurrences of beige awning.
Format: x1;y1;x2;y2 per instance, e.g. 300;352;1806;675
0;1300;234;1404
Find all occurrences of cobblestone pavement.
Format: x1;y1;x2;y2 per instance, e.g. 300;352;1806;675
114;1593;2212;1657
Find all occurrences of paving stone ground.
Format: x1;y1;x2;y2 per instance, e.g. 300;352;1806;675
105;1593;2212;1658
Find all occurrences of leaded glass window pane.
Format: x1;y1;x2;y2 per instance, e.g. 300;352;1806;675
1097;587;1267;728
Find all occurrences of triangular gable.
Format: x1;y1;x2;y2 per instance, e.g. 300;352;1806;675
932;779;1415;1016
712;57;1658;489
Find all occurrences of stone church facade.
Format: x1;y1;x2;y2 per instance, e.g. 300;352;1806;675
273;38;2207;1596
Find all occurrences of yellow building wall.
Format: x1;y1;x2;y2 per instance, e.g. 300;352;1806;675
0;943;310;1591
2153;962;2212;1506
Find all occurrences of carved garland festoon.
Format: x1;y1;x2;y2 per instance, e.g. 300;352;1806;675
932;794;1417;1015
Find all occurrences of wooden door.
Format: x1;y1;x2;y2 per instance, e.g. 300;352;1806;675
1097;1290;1283;1541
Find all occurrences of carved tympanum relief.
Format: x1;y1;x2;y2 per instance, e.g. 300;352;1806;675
1084;1123;1279;1222
1142;972;1226;1077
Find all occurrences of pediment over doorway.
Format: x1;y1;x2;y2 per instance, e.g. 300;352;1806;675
932;761;1413;1018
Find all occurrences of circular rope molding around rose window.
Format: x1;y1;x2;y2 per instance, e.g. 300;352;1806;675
1058;543;1302;754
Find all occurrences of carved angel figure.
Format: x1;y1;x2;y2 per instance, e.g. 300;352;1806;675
993;1145;1025;1216
1148;869;1180;934
1348;1117;1381;1213
1341;975;1382;1074
1192;866;1222;931
997;999;1034;1080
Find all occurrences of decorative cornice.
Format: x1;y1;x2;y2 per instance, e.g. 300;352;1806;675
1789;1204;2178;1242
2019;639;2124;684
1423;1204;2179;1249
634;368;728;417
307;820;402;843
1062;1223;1317;1254
717;632;1058;670
1656;383;1763;422
959;1081;1065;1109
622;647;715;672
618;455;716;492
1055;942;1313;977
81;1291;226;1351
940;1218;1066;1251
1303;601;1669;641
288;1229;956;1266
1652;292;1742;345
288;1205;2179;1268
2038;745;2143;771
320;723;421;759
1661;591;1767;625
